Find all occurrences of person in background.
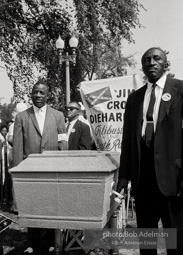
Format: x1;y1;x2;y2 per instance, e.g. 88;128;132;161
66;101;91;150
0;126;8;142
13;80;68;255
117;47;183;255
7;120;14;129
7;103;29;147
7;102;29;213
0;125;9;203
64;101;91;250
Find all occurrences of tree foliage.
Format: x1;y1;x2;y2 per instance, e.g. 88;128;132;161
0;100;16;127
0;0;143;109
94;41;137;79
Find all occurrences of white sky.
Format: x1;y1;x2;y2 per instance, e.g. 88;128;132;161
0;64;13;104
1;0;183;103
123;0;183;80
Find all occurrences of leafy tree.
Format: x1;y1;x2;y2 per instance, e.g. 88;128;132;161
0;0;143;109
0;100;16;127
94;41;136;79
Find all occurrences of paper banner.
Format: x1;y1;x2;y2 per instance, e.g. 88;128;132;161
80;75;143;152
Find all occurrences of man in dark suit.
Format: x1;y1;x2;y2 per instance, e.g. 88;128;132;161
64;101;91;250
66;101;91;150
117;47;183;255
13;80;68;254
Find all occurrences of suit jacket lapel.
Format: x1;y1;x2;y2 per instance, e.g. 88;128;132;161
136;85;147;141
27;106;41;135
68;119;78;144
134;85;147;159
42;105;51;136
156;77;177;129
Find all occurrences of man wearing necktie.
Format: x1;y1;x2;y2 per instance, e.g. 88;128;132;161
66;101;91;150
117;47;183;255
63;101;91;250
13;80;68;254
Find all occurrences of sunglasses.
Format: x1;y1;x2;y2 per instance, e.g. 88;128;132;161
66;107;79;111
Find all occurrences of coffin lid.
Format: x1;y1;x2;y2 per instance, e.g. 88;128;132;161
10;150;120;173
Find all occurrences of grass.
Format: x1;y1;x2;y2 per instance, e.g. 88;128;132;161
0;204;27;255
0;204;142;255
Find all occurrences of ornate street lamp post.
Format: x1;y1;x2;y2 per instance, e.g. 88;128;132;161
55;35;78;105
55;36;78;254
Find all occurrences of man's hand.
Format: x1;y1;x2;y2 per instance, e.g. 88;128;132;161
116;178;128;193
58;140;68;150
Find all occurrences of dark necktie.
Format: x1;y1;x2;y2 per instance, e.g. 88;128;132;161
145;84;156;147
66;122;70;133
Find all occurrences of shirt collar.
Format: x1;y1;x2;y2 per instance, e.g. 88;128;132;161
33;104;47;113
69;117;78;125
147;74;167;91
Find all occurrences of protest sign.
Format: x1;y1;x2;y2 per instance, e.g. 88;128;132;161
80;75;143;152
0;213;12;234
0;213;13;247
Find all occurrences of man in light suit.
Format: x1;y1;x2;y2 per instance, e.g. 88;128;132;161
13;80;68;254
117;47;183;255
66;101;91;150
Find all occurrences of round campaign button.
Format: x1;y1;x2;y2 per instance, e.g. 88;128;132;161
162;93;171;101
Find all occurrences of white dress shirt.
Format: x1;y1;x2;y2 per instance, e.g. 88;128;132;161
33;104;47;135
142;74;167;137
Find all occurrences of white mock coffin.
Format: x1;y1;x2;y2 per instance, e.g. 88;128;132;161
9;151;120;229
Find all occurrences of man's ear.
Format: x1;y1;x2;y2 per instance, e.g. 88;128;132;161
164;61;169;71
46;91;49;99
